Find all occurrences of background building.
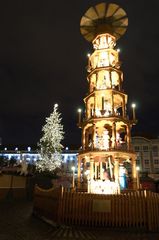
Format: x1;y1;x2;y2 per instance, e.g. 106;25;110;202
132;136;159;174
1;137;159;179
0;148;78;174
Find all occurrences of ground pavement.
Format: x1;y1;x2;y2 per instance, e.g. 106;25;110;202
0;200;159;240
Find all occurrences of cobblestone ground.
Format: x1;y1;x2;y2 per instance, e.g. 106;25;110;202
0;200;159;240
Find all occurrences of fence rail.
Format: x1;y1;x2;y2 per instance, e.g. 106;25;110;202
33;186;159;232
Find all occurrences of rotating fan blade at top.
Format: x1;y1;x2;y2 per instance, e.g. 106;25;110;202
80;2;128;42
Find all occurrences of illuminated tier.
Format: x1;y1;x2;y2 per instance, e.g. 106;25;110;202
78;3;137;193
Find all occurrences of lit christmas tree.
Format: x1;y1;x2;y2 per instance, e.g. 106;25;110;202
36;104;64;172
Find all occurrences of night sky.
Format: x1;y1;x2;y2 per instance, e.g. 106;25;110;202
0;0;159;148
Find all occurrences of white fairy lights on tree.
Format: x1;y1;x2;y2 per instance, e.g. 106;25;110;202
36;103;64;172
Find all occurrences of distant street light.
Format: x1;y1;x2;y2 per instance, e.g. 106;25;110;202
136;166;140;189
27;147;31;152
71;166;75;189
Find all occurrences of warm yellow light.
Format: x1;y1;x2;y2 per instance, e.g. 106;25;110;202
78;108;82;113
54;103;58;108
132;103;136;108
101;51;107;58
87;53;91;57
89;179;119;194
117;48;120;53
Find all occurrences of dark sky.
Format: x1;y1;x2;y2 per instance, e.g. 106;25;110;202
0;0;159;148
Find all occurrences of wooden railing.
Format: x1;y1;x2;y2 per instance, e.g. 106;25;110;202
33;186;159;232
33;185;62;221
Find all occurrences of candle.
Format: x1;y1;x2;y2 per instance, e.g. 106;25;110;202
132;103;136;121
78;108;82;124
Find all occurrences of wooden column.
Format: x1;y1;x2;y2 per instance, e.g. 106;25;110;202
87;101;91;119
86;99;89;119
114;158;119;183
122;96;126;118
77;157;81;188
108;157;113;180
94;162;97;179
96;72;98;88
112;122;116;149
90;158;94;180
132;157;137;190
94;93;96;117
112;92;114;115
114;158;120;193
83;159;87;180
93;124;96;149
100;161;103;180
105;161;108;171
82;127;86;150
119;73;121;91
109;71;112;88
126;125;131;151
